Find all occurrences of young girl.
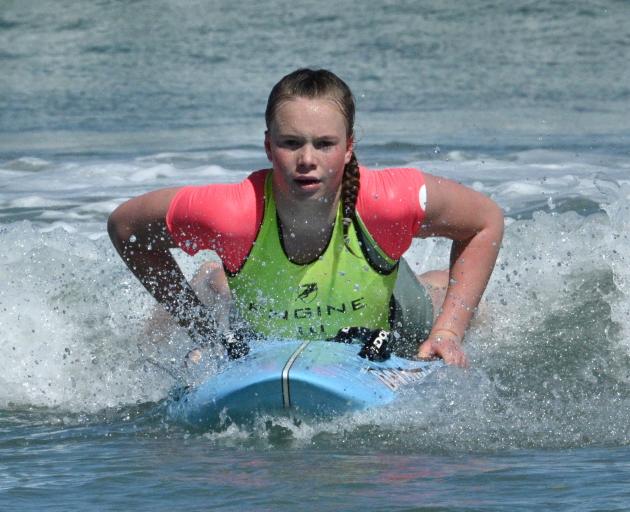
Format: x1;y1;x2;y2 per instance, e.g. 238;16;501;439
108;68;504;367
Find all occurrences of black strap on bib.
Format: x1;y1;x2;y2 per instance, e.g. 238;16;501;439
331;326;392;362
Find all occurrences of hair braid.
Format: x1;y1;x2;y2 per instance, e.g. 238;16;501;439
341;152;360;251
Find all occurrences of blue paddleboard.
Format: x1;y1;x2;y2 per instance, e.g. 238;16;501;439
167;339;443;428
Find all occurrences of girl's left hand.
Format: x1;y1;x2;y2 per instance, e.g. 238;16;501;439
417;330;469;367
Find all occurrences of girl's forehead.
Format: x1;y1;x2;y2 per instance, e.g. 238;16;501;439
275;96;343;115
270;97;348;131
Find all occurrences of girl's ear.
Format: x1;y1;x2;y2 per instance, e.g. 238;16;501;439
345;135;354;164
264;131;272;162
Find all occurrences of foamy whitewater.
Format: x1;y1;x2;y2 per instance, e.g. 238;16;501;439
2;0;630;510
2;149;630;451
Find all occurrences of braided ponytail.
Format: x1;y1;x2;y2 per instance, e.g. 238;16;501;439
341;152;360;251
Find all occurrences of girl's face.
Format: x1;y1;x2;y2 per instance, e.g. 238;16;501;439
265;97;353;207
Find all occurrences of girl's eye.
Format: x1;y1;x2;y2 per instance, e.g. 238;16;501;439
316;140;335;150
282;139;301;149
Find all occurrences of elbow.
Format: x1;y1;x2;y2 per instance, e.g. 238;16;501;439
107;191;176;254
491;201;505;238
107;202;133;253
484;200;505;249
467;197;504;249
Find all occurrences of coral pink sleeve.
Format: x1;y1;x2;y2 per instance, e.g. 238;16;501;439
356;167;427;260
165;170;268;273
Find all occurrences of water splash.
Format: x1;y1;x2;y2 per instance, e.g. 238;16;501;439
2;168;630;451
0;222;186;411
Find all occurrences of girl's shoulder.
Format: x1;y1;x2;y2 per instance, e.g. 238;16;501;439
165;169;270;272
357;166;427;260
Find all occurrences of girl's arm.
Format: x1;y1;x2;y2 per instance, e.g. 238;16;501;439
107;189;216;339
416;173;504;366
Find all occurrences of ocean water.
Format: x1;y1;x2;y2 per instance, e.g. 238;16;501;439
2;0;630;510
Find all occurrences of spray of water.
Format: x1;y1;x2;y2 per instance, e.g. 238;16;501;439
1;163;630;450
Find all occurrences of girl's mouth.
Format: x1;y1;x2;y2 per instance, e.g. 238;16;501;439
294;176;321;189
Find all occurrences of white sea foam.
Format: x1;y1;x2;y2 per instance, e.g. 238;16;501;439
0;223;183;410
1;150;630;449
2;157;51;171
9;196;73;208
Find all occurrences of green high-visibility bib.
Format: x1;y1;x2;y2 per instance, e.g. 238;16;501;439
228;174;399;340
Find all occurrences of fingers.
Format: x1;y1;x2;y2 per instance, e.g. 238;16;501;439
417;341;436;360
184;348;202;367
417;337;469;368
444;345;469;368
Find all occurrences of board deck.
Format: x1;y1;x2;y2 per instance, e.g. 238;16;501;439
167;339;443;428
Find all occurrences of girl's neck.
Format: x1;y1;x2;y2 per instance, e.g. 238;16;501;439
274;188;340;233
274;191;341;264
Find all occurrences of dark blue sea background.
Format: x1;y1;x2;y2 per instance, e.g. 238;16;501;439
1;1;630;510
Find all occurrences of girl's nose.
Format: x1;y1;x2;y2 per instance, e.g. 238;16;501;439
297;144;316;167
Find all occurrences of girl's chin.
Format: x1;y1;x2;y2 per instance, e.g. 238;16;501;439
287;185;338;205
273;177;339;205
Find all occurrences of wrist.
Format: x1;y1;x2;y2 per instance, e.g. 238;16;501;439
429;328;462;342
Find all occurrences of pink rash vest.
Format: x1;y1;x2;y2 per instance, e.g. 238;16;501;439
165;166;428;273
